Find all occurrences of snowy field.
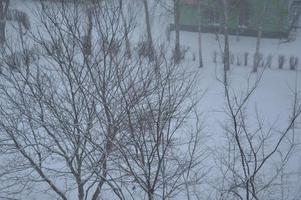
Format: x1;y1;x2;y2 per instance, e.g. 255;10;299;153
1;0;301;199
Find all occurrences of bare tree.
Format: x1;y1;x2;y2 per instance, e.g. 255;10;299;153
0;0;205;199
0;1;134;199
111;47;206;199
215;72;301;200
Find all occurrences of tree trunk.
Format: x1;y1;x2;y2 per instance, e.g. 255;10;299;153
222;0;230;87
236;18;240;41
143;0;154;60
148;191;154;200
0;20;5;45
253;26;262;72
121;9;131;58
0;0;8;45
253;1;266;73
0;1;4;45
174;0;181;63
119;0;131;58
198;0;203;68
78;183;84;200
91;122;116;200
83;7;93;57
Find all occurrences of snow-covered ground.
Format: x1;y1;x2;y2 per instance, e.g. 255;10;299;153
2;0;301;199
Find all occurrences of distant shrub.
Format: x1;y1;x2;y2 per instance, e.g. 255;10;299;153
230;52;234;65
6;52;22;71
137;40;153;60
45;39;63;56
166;26;171;42
213;51;218;64
172;46;188;64
102;38;119;56
259;55;266;67
221;53;225;64
236;54;242;66
4;48;40;71
22;48;40;66
265;55;273;68
244;52;249;66
253;53;263;68
7;9;31;30
278;55;286;69
82;35;92;56
289;56;298;70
